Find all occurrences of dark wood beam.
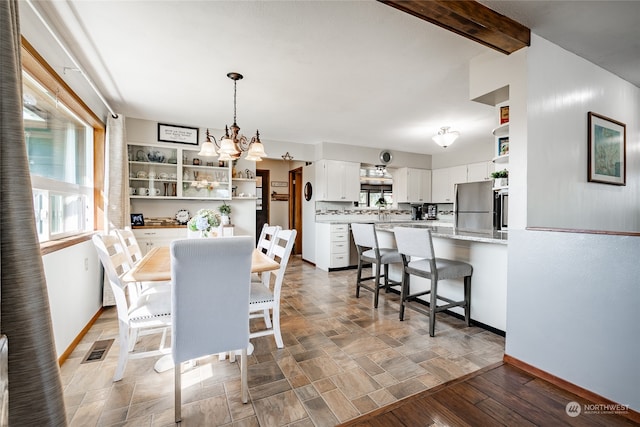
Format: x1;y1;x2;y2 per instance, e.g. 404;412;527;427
378;0;530;55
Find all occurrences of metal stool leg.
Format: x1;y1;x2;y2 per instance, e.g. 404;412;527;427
464;275;472;326
373;259;382;308
429;278;438;337
355;257;363;298
399;266;409;321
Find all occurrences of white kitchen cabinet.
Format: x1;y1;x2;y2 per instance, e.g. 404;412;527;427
467;161;493;182
431;165;467;203
315;160;360;201
132;227;186;255
394;167;431;203
315;223;350;271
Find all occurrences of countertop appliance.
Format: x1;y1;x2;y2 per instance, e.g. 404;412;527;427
455;181;495;232
425;204;438;220
411;205;423;220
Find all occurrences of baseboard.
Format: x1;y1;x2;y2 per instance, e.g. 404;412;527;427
503;354;640;424
58;307;105;366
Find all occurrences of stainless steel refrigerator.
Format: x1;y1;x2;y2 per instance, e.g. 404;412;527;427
455;181;495;232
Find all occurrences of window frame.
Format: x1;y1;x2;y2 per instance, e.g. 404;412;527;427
22;37;105;255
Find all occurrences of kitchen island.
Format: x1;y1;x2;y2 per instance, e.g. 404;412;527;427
374;222;507;332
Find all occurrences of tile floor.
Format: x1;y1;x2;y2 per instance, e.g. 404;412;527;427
61;256;505;426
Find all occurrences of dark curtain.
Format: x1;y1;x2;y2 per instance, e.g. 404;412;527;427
0;0;67;425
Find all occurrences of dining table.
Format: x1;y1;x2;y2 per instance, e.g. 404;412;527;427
123;245;280;283
122;244;281;372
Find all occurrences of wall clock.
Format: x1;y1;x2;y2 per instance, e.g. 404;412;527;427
379;150;393;165
304;182;313;201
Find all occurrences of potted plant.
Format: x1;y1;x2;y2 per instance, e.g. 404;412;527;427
491;169;509;187
219;202;232;225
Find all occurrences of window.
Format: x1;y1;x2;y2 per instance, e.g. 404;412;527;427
21;39;105;246
24;72;93;241
359;185;393;207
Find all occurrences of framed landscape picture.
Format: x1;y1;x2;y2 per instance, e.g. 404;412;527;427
588;112;626;186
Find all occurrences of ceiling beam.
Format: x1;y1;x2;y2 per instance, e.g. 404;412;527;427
379;0;530;55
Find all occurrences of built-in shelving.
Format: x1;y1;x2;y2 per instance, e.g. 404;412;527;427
492;123;509;137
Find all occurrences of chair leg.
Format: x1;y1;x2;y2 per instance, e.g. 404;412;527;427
464;275;472;327
113;321;130;381
273;304;284;348
263;308;272;328
175;362;182;423
128;328;139;352
429;279;438;337
240;348;248;403
373;260;382;308
356;260;362;296
384;263;390;293
399;270;408;321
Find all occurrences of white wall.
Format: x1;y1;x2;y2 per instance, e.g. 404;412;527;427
527;39;640;232
43;241;103;357
507;35;640;411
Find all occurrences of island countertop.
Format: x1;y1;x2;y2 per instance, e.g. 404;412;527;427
375;222;508;245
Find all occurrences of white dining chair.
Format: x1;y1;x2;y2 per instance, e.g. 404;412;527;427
256;223;281;255
393;227;473;337
92;234;171;381
171;236;254;423
249;229;296;348
252;223;281;283
115;228;170;299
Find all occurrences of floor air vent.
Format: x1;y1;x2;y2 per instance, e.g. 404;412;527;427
81;339;114;364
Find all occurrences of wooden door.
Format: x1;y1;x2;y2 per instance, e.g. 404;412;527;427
289;167;303;254
255;169;270;244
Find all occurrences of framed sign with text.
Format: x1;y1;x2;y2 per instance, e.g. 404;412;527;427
158;123;199;145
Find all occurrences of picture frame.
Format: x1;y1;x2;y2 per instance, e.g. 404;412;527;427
588;112;626;186
498;137;509;156
130;213;145;226
271;181;288;187
157;123;199;145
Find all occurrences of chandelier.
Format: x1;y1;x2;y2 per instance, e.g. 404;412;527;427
198;72;267;161
432;126;460;148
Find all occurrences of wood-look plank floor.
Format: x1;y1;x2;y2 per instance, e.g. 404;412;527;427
339;362;638;427
61;255;634;426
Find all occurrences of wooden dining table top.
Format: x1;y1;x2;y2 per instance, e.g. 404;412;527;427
123;246;280;283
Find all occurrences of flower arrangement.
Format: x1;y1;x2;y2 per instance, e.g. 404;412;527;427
187;208;220;237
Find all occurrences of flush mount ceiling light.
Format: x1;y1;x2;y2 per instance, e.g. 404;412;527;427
199;72;267;161
432;126;460;148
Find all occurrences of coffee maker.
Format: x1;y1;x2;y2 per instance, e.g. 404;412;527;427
411;205;423;220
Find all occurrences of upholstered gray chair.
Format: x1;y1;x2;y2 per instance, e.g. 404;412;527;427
92;234;171;381
249;229;296;348
393;227;473;337
351;223;402;308
171;236;253;423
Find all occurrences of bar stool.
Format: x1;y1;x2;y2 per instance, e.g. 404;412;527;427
393;227;472;336
351;223;402;308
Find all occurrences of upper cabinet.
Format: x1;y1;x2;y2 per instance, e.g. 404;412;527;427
315;160;360;201
467;161;493;182
431;165;467;203
128;143;232;200
394;167;431;203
